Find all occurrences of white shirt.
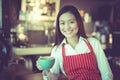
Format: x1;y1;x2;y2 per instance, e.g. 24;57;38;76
50;37;113;80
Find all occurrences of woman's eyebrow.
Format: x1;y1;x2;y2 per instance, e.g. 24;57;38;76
59;20;64;22
60;18;76;22
68;19;76;21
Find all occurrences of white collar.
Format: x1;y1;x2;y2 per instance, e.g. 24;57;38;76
60;36;85;45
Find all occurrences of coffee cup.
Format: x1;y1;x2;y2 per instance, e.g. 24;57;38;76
38;56;55;70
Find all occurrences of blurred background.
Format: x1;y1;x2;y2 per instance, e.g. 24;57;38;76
0;0;120;80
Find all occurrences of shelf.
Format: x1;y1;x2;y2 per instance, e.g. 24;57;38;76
20;0;60;21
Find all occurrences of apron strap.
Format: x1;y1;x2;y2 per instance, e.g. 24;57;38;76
62;43;65;56
84;39;94;52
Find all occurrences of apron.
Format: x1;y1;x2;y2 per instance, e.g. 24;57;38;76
62;39;102;80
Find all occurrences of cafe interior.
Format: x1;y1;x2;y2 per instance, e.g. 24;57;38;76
0;0;120;80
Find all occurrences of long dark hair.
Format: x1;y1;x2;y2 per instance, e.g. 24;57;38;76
55;5;87;46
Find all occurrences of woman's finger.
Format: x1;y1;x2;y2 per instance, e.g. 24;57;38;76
36;59;42;70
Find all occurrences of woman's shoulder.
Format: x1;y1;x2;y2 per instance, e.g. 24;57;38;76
51;45;62;52
50;45;62;57
87;37;100;44
87;37;97;40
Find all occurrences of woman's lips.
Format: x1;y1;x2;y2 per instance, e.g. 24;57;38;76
64;30;73;34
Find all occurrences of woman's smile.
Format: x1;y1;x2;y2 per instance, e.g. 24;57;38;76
64;29;73;34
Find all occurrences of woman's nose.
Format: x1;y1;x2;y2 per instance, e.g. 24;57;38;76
64;22;70;29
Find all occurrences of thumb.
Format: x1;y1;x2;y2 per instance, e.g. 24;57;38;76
36;60;42;70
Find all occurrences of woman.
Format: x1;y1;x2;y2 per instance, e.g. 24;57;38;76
36;5;113;80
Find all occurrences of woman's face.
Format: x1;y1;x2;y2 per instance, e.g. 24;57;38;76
59;12;78;39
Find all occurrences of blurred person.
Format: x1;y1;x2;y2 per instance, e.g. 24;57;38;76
0;32;11;72
36;5;113;80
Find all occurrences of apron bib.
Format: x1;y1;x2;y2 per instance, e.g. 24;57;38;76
62;39;102;80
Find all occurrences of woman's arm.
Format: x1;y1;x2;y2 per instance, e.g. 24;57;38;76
90;38;113;80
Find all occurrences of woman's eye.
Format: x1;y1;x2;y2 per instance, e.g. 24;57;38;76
60;22;65;25
70;21;74;24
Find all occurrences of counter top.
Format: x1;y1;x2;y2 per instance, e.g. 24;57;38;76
13;46;52;56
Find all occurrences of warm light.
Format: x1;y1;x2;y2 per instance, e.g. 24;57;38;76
30;7;41;20
45;29;48;36
35;0;40;6
79;10;84;17
84;13;92;23
18;34;27;41
51;42;55;46
29;3;35;6
41;0;46;4
43;6;48;14
17;24;24;34
109;34;112;44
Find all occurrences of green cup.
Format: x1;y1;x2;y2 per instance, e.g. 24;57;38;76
38;56;55;70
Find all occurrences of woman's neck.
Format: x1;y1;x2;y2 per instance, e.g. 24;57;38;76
66;36;79;49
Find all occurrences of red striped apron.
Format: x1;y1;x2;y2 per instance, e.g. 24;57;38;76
62;40;102;80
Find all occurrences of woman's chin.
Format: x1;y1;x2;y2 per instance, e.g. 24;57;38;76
65;35;74;38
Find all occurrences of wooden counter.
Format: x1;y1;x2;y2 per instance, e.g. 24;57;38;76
13;46;52;56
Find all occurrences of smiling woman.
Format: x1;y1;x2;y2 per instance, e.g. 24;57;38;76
36;5;113;80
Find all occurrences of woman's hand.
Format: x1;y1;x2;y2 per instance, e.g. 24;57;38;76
47;72;59;80
36;57;59;80
42;70;59;80
36;57;42;70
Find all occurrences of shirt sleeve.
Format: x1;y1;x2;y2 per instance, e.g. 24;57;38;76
89;38;113;80
50;46;60;74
